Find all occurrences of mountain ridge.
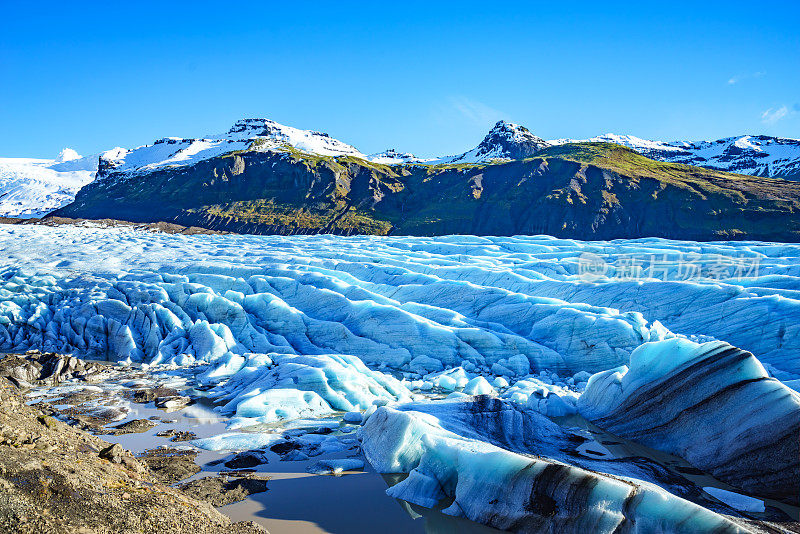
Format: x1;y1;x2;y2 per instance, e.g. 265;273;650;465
550;133;800;180
53;140;800;242
3;117;800;221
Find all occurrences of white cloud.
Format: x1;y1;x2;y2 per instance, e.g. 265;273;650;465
761;106;789;124
449;96;507;124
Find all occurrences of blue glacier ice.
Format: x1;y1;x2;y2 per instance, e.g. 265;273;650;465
360;400;753;533
2;224;799;531
578;338;800;504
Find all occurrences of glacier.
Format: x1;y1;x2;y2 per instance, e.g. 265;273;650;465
1;223;799;532
0;152;97;217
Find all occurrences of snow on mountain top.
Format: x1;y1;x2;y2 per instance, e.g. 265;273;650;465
368;149;431;165
486;120;546;143
550;133;800;153
549;133;686;153
91;116;800;181
734;136;761;151
96;118;554;175
98;118;371;177
100;147;128;163
219;118;366;158
433;120;552;164
549;133;800;179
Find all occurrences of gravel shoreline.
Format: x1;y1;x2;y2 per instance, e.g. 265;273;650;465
0;353;266;534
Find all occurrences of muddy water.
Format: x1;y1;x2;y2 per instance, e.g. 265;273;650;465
29;371;504;534
113;408;504;534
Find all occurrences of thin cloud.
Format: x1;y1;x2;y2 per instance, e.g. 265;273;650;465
761;106;790;124
449;96;507;124
728;71;766;85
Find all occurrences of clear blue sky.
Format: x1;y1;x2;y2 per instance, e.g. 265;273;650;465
2;1;799;158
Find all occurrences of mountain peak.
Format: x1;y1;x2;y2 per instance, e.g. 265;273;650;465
219;118;364;158
440;120;551;164
488;119;524;133
96;118;368;179
482;120;547;147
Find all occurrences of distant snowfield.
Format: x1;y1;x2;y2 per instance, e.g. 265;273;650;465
0;151;96;217
1;225;798;530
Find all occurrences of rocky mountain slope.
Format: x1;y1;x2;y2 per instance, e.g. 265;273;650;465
54;137;800;241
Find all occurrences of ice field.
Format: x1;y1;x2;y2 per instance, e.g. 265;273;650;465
1;223;798;532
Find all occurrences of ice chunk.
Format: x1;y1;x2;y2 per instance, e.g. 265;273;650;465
463;376;495;396
579;339;800;504
208;352;411;426
542;393;577;417
343;411;363;424
306;458;364;475
191;431;283;451
491;376;509;389
361;404;750;533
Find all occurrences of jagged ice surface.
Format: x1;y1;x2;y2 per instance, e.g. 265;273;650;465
1;224;799;531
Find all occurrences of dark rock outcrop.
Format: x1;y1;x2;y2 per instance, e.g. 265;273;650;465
0;350;108;388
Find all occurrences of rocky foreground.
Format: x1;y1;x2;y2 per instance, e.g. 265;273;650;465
0;353;266;534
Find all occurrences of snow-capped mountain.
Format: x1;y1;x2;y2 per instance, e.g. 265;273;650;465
98;118;369;178
0;150;97;217
550;134;800;180
368;149;431;165
5;117;800;218
90;121;800;180
96;119;554;179
432;120;551;164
